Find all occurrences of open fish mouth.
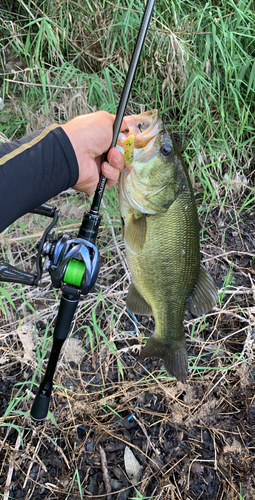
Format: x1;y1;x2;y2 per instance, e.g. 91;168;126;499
117;109;163;164
118;110;165;214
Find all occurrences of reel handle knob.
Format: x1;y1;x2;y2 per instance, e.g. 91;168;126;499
0;261;35;286
32;204;57;218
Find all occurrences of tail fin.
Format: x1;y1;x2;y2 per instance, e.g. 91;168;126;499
139;336;188;383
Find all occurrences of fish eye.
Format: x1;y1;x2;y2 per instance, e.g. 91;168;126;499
160;142;172;156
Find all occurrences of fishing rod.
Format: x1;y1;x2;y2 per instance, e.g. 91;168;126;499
0;0;155;422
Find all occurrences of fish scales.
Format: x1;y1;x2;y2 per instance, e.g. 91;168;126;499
127;191;199;337
118;110;218;381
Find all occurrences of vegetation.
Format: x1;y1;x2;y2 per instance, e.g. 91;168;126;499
0;1;255;499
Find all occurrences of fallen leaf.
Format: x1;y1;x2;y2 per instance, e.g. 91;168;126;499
124;446;143;485
223;438;242;454
63;337;85;364
16;326;34;362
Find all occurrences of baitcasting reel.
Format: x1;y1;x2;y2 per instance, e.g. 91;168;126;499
0;205;101;293
0;203;101;421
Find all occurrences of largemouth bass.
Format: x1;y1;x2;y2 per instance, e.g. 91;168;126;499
117;110;217;382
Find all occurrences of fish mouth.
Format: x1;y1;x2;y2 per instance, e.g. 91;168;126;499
117;109;162;164
118;110;164;215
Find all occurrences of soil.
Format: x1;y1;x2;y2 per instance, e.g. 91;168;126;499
0;193;255;500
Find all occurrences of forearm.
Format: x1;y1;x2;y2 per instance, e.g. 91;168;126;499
0;125;79;232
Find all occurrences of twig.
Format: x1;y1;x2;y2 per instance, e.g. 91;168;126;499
132;414;161;463
40;429;70;469
99;445;112;500
0;426;12;452
2;298;15;331
4;430;24;500
22;432;45;489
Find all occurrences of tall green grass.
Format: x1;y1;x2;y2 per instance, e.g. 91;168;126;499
0;0;254;208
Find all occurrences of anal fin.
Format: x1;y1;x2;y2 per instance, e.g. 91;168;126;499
187;265;218;316
126;283;152;316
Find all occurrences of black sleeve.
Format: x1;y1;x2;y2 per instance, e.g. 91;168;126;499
0;124;79;232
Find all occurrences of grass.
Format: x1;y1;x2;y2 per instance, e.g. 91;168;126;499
0;1;255;499
1;1;254;221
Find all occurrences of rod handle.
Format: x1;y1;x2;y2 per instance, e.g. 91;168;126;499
31;292;80;422
31;393;51;422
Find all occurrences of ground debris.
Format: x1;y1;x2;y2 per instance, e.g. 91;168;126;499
1;197;255;499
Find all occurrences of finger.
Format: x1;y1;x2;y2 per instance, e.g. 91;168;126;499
107;147;125;171
101;161;120;189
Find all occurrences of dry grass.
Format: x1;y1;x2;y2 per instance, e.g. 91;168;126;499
0;188;255;499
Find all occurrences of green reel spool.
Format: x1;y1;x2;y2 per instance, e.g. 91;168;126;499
64;260;86;287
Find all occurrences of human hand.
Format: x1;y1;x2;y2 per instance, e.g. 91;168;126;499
60;111;127;195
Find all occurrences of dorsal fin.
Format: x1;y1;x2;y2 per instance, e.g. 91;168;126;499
187;265;218;316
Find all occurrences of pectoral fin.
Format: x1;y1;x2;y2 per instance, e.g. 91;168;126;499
126;283;152;315
125;214;146;254
187;265;218;316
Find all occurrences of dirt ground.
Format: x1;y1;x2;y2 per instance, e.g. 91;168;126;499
0;191;255;500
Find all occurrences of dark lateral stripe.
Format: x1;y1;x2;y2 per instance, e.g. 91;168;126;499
0;123;60;166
